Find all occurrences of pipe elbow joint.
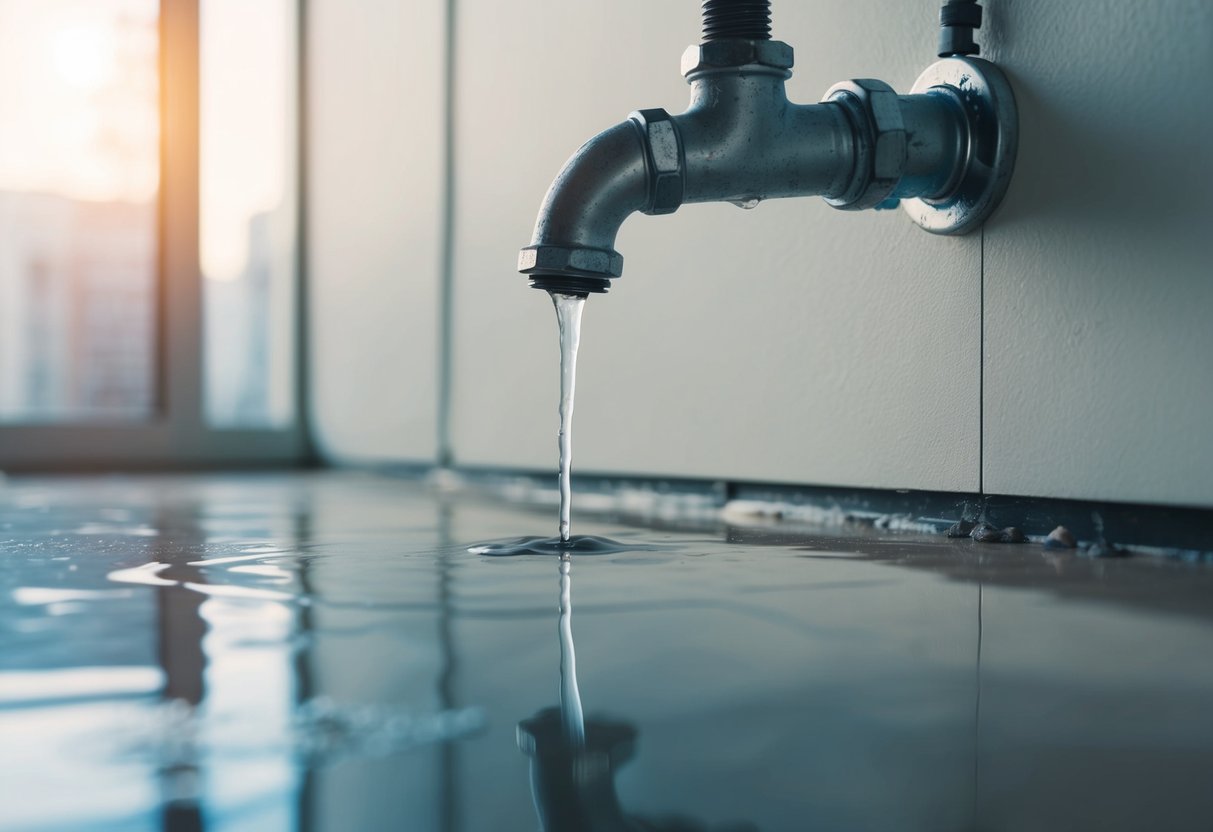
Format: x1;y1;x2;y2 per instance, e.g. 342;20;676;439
519;111;686;294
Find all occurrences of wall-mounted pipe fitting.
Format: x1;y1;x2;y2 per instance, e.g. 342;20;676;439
519;1;1016;294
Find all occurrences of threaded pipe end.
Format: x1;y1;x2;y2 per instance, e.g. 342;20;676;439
702;0;772;41
528;275;608;295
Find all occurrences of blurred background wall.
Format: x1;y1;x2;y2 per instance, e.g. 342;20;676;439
307;0;1213;508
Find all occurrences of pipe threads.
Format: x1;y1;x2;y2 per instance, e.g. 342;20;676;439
701;0;772;41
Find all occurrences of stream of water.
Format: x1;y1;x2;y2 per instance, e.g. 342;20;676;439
468;291;632;558
475;291;590;748
551;292;585;542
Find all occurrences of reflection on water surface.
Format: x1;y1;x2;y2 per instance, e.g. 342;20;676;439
2;472;1212;831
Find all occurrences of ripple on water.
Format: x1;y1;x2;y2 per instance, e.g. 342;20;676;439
468;535;666;557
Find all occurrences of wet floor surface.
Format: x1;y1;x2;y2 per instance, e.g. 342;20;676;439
1;471;1212;832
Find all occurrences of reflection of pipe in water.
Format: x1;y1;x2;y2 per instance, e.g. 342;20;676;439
558;555;585;747
152;505;209;832
519;556;757;832
518;552;636;832
436;498;461;832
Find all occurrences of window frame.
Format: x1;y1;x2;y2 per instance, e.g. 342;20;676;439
0;0;310;470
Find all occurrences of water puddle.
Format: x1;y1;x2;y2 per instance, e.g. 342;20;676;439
0;666;163;707
72;523;159;537
468;535;653;556
226;563;295;581
107;562;175;587
5;474;1213;830
12;587;135;605
557;556;584;746
180;582;296;603
105;696;486;768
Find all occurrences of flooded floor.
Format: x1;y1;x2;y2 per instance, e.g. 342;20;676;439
2;471;1212;832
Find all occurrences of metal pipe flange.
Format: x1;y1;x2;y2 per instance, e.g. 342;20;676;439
900;56;1018;235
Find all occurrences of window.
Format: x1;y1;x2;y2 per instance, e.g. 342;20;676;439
0;0;158;423
0;0;305;468
201;0;297;429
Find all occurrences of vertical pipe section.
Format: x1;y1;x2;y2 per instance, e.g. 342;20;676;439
436;500;460;832
160;0;203;441
436;0;458;468
296;0;318;464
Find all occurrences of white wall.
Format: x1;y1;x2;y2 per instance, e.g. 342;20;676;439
450;0;981;493
307;0;443;463
980;0;1213;506
309;0;1213;507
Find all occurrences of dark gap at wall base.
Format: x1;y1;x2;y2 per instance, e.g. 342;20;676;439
730;480;1213;557
418;464;1213;559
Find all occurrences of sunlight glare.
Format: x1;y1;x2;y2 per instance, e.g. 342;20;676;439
200;0;292;283
0;0;158;204
53;24;116;90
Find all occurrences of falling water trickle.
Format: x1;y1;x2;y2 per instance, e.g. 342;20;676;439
550;292;586;543
468;291;655;558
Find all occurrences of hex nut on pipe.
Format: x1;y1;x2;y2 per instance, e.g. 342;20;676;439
518;245;624;278
629;108;685;215
680;39;794;78
823;79;907;210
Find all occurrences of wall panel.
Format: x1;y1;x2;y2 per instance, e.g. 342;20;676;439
307;0;444;462
982;0;1213;506
307;0;1213;508
450;0;981;491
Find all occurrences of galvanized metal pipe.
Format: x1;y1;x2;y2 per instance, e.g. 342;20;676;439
520;29;1016;293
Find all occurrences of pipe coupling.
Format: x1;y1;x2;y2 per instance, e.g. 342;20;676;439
629;109;685;215
823;79;907;211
